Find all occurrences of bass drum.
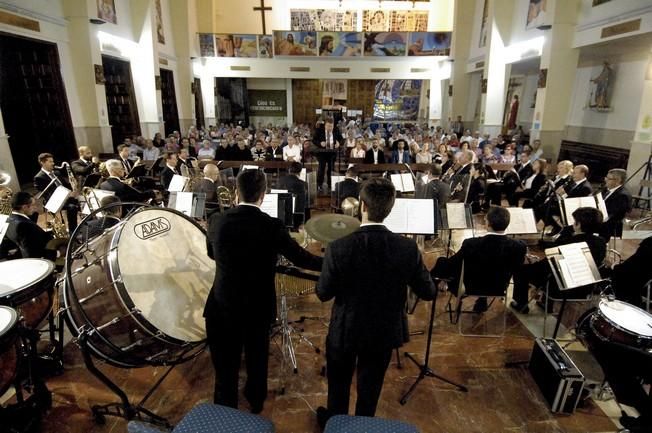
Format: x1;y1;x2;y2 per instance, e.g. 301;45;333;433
0;306;19;396
64;207;215;368
578;298;652;350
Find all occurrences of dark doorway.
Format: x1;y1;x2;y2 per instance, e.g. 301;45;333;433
215;78;248;125
193;77;205;129
102;55;141;151
160;68;179;135
0;33;77;185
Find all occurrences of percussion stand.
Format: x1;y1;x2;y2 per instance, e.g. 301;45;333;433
77;330;174;427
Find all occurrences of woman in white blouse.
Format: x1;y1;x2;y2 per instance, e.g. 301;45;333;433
415;142;432;164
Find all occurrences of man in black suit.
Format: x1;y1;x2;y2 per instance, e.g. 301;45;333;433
421;163;450;206
204;169;322;413
265;139;283;161
176;148;196;175
611;235;652;307
1;192;55;260
117;144;134;174
485;150;533;206
431;206;527;312
100;159;152;203
33;153;80;232
160;152;179;190
312;118;342;191
558;164;593;198
598;168;632;240
334;166;361;207
534;160;574;226
510;207;606;313
449;150;474;202
193;163;221;203
70;146;99;187
315;178;436;425
364;139;385;165
278;162;309;227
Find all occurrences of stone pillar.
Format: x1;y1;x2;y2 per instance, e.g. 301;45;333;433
531;0;580;164
627;52;652;186
449;0;474;130
169;0;195;134
63;0;113;153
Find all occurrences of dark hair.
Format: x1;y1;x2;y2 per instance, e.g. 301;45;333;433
288;162;302;175
12;191;33;210
164;151;177;161
429;164;442;176
572;207;603;234
359;178;395;223
38;153;53;164
117;144;128;152
486;206;510;232
237;169;267;203
100;195;122;216
346;166;358;177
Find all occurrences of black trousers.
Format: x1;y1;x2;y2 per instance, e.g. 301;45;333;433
205;315;270;409
326;341;393;417
316;153;336;187
512;260;592;305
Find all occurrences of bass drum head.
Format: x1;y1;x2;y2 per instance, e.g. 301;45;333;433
0;259;54;298
114;208;214;343
598;299;652;338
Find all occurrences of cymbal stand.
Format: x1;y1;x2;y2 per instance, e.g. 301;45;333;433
76;329;174;427
400;289;468;405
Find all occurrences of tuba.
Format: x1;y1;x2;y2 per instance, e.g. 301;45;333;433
0;170;12;215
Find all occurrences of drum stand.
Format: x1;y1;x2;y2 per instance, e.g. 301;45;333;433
77;330;174;428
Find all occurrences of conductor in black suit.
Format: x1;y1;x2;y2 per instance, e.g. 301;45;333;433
312;118;342;191
33;153;79;232
204;169;322;413
334;166;361;206
315;178;436;426
1;192;55;260
431;206;526;312
598;168;632;240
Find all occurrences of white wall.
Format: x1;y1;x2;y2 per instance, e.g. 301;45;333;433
467;0;487;64
574;0;652;48
508;0;546;46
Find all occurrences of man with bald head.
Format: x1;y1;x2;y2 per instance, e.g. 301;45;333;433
194;163;221;204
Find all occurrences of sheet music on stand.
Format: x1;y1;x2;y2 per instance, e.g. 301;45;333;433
384;198;435;234
242;164;261;172
390;173;415;193
440;203;472;230
168;191;206;218
504;208;538;235
545;242;604;290
260;193;279;218
330;175;345;192
561;195;608;225
45;185;71;214
168;175;189;192
0;214;8;244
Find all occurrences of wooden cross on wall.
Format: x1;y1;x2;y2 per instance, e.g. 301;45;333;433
253;0;272;34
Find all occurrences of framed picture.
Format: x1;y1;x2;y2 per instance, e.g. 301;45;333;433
408;32;451;56
94;64;105;84
155;0;165;44
363;32;407;57
258;35;273;58
318;32;361;57
97;0;117;24
273;31;317;56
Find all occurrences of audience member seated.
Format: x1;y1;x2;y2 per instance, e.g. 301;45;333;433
266;139;283;161
510;207;606;313
517;159;548;208
283;135;302;162
251;139;267;161
278;162;309;227
364;139;385;165
431;207;526;312
391;139;411;164
198;139;216;160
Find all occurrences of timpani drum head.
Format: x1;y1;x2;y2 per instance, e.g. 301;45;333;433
0;306;17;338
112;209;214;342
598;299;652;338
0;259;54;298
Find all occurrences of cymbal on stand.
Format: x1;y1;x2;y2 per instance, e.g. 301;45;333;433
304;214;360;244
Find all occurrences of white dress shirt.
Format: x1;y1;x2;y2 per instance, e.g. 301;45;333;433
283;145;302;162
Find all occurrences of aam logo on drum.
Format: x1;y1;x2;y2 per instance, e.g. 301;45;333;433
134;217;171;240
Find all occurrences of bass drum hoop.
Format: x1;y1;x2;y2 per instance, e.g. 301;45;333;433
589;300;652;347
64;203;206;368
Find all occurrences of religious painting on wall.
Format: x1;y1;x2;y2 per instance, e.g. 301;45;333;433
363;10;390;31
526;0;547;30
479;0;489;48
537;68;547;88
258;35;273;58
323;80;348;103
390;11;429;32
199;34;215;57
373;80;422;121
586;61;614;112
273;31;317;56
318;32;362;57
155;0;165;44
97;0;117;24
290;9;358;31
408;32;452;56
363;32;407;57
214;34;258;58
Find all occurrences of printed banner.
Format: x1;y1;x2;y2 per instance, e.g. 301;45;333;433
290;9;358;31
318;32;362;57
248;90;287;117
273;31;317;56
408;32;451;56
363;32;407;57
215;34;258;58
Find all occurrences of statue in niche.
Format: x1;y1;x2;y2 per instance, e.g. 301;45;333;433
589;61;614;111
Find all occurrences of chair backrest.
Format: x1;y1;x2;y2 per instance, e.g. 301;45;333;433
458;256;513;298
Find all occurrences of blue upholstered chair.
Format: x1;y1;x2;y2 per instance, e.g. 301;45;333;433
324;415;419;433
127;403;275;433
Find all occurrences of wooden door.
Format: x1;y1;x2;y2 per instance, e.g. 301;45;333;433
215;78;248;125
102;55;141;150
193;78;205;129
160;68;179;135
292;79;321;125
0;33;77;184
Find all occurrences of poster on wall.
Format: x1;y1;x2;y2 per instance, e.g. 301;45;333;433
318;32;362;57
97;0;117;24
479;0;489;47
363;10;390;31
199;34;215;57
373;80;422;121
214;34;258;58
390;11;429;32
258;35;273;58
290;9;358;31
526;0;547;30
323;80;348;101
247;90;287;117
155;0;165;44
273;31;317;56
363;32;407;57
408;32;451;56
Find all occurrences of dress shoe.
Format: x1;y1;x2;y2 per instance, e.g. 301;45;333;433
510;300;529;314
472;298;488;313
316;406;331;429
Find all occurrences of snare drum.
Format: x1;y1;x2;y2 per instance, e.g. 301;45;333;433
0;259;55;329
64;207;214;368
0;306;19;396
582;298;652;350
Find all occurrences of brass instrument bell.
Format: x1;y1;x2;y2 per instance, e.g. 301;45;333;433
341;197;360;218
